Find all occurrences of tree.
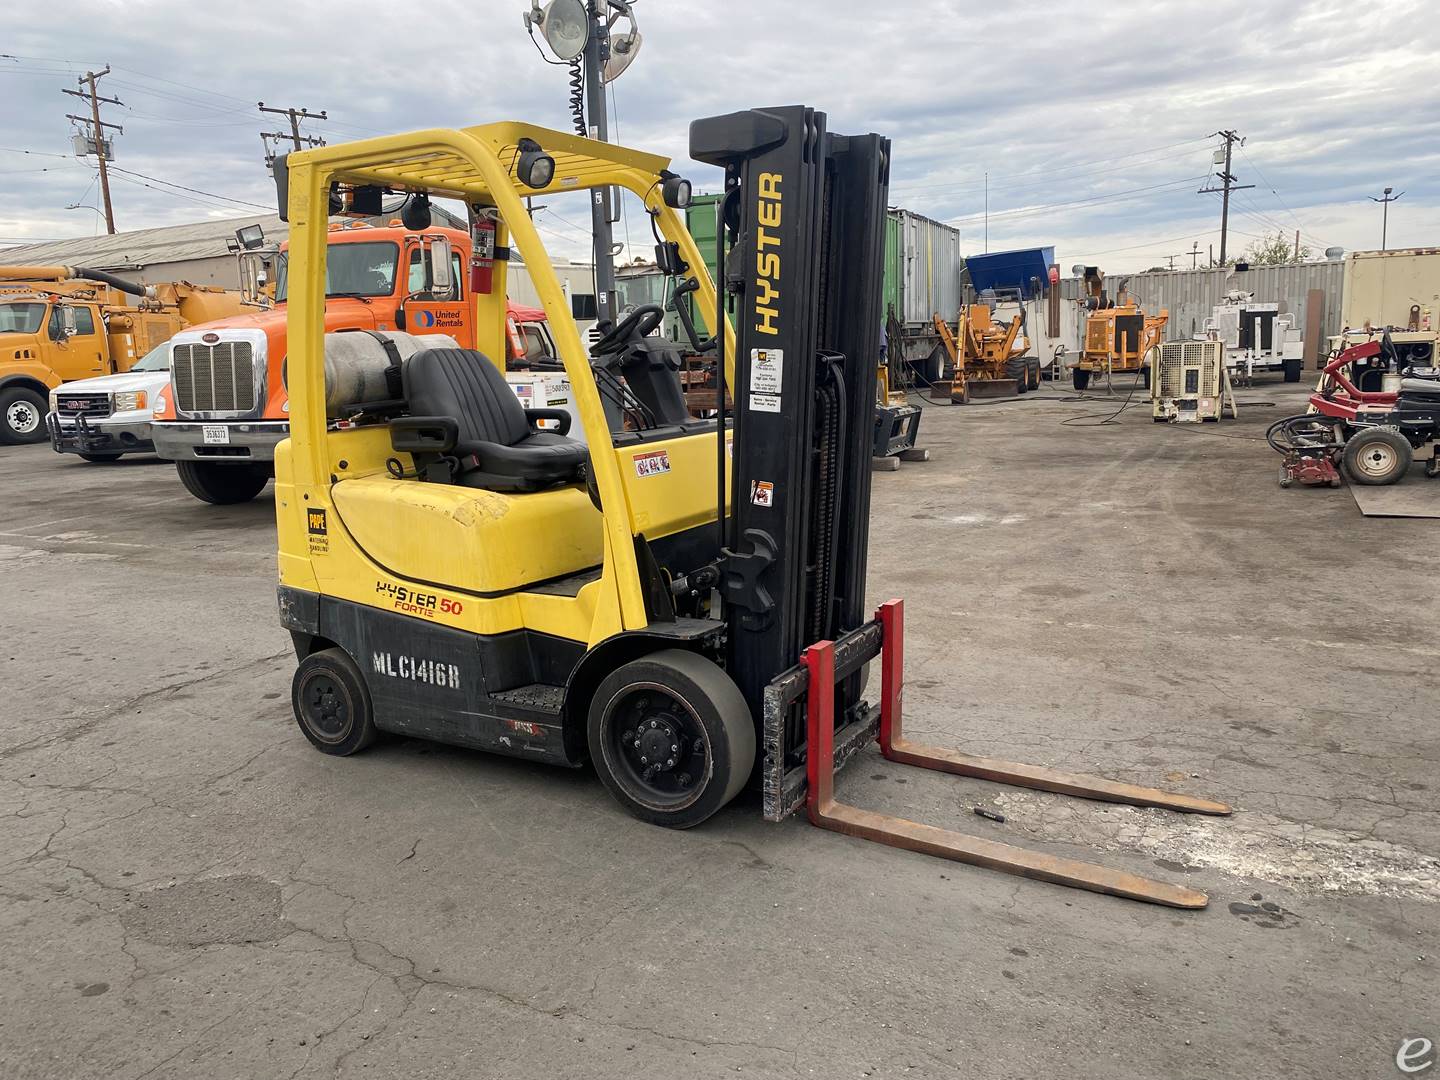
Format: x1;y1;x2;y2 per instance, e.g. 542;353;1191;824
1244;230;1311;265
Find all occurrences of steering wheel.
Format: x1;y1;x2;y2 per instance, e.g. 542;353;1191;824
592;303;665;356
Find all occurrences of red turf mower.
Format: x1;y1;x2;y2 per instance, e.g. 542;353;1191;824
1269;332;1440;488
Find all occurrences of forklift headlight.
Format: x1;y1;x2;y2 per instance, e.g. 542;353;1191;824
113;390;147;413
516;139;555;189
661;174;691;209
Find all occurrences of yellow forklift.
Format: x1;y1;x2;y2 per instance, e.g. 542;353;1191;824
271;110;1227;907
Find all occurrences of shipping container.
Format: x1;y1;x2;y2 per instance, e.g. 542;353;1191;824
685;193;723;335
882;210;964;380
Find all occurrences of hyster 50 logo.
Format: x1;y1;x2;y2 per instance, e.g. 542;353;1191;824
374;581;463;619
754;172;782;336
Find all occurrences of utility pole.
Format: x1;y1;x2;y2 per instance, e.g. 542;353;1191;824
1188;241;1201;269
1294;229;1301;262
1369;187;1403;251
258;102;327;168
1165;253;1178;271
983;172;988;254
62;66;122;234
582;0;617;326
1198;130;1253;265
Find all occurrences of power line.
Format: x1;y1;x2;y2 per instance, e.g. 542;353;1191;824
944;175;1208;226
1197;130;1254;263
258;101;327;169
61;65;123;234
105;165;271;210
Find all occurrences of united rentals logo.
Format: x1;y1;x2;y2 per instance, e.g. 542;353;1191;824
754;172;782;336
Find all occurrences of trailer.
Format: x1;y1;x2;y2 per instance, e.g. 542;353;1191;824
882;210;964;384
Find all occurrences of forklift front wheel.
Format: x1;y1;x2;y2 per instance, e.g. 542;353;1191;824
588;650;755;830
291;648;379;756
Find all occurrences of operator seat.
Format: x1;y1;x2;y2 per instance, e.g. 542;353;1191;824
396;347;587;493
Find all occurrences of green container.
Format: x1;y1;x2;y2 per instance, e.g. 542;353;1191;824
685;193;723;335
882;211;903;325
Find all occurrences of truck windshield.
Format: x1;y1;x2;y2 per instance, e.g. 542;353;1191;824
132;342;172;371
274;242;400;302
0;302;48;335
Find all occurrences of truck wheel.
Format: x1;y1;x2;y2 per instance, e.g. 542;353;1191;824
1283;359;1303;383
79;453;122;463
1072;368;1091;391
175;460;271;504
1342;427;1413;486
588;649;755;830
292;647;379;756
1027;357;1041;390
0;387;47;445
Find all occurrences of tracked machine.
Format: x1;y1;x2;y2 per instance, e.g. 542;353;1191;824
272;108;1228;908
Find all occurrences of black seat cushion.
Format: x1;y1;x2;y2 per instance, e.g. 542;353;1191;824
402;347;586;492
1400;378;1440;398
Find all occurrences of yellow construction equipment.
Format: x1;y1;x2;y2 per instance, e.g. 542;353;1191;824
933;304;1030;403
0;264;244;443
1069;268;1168;390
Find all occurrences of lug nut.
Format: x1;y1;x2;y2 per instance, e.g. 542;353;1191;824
666;758;675;768
640;756;648;764
671;744;678;753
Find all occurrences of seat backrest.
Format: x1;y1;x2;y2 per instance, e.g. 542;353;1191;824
403;347;530;448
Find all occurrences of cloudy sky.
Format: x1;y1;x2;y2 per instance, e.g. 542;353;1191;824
2;0;1436;272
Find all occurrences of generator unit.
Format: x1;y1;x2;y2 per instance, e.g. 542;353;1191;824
1153;340;1233;422
1199;290;1304;382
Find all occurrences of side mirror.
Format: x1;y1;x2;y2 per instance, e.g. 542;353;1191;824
53;306;77;340
428;237;454;295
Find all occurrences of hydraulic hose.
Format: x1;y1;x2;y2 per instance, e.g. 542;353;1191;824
69;266;150;298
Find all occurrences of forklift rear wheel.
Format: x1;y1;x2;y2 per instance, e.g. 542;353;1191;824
1072;368;1090;391
292;647;379;756
588;649;756;829
0;387;47;445
1342;427;1413;486
176;460;272;504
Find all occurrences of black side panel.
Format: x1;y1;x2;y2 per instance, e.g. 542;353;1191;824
316;595;584;767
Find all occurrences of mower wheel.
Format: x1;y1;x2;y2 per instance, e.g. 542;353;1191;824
1027;358;1041;390
291;647;379;756
588;649;755;829
1072;367;1091;391
1342;426;1413;486
1278;465;1292;489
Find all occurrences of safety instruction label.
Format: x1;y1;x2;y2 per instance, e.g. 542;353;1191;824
750;480;774;507
633;449;672;477
751;348;784;395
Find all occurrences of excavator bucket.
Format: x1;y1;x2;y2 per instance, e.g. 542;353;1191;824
788;600;1230;908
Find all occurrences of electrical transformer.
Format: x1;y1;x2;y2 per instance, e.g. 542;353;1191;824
1153;340;1226;422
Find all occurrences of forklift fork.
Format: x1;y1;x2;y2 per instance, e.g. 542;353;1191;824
802;601;1231;908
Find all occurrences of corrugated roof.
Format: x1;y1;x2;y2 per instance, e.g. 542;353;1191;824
0;214;285;270
0;205;468;269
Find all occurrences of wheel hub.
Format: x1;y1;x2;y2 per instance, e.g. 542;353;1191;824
607;684;708;808
7;401;38;434
305;677;348;738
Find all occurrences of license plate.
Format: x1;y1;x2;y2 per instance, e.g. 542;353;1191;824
202;425;230;445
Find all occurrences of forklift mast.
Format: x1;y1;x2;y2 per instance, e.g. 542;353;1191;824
689;106;891;725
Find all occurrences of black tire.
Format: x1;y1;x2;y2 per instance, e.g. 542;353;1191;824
0;387;47;445
1026;357;1041;391
1342;427;1413;486
79;452;122;463
291;647;379;756
1005;358;1028;394
175;460;271;504
1282;358;1304;383
1072;367;1091;391
588;649;755;829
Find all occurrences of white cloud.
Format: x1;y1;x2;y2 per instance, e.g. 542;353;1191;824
2;0;1435;271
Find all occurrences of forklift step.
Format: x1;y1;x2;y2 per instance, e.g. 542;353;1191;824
794;600;1230;908
490;684;565;715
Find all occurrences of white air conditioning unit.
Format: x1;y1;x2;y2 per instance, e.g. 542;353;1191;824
1153;340;1226;422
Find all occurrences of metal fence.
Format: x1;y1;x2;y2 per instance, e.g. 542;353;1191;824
1044;262;1346;342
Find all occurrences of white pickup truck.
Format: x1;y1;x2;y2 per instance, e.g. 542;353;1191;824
45;341;173;462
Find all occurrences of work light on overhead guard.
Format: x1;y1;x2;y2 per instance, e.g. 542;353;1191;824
531;0;589;61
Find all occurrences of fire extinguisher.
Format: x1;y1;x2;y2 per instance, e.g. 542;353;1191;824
471;208;496;294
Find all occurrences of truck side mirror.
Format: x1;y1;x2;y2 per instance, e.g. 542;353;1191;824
51;306;77;340
428;237;453;296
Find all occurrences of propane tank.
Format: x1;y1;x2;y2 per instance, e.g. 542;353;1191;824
320;330;460;416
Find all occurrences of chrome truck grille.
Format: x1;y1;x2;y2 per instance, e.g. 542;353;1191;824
55;393;111;418
172;340;257;413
